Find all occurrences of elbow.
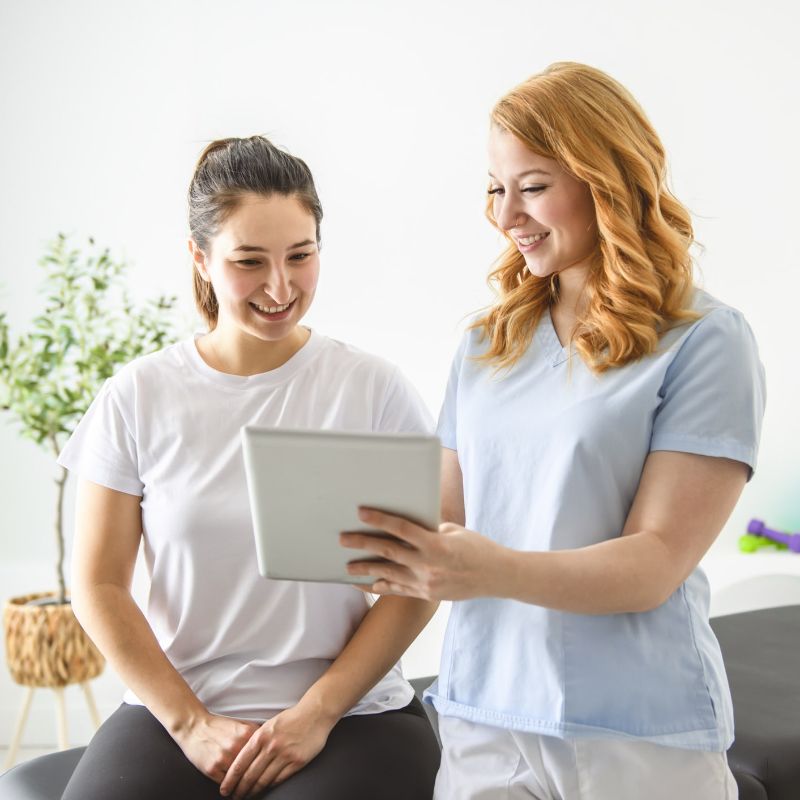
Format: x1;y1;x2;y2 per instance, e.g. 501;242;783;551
396;595;440;624
630;595;668;614
631;579;684;614
68;575;118;629
423;597;440;619
595;577;678;615
68;560;95;615
409;596;440;621
68;581;92;628
627;534;693;614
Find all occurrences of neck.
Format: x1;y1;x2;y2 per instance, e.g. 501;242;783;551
548;261;591;347
197;325;310;376
552;261;590;317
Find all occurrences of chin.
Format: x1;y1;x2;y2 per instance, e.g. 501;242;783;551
524;261;556;280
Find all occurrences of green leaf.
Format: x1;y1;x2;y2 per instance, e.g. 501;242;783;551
1;228;180;608
1;232;178;464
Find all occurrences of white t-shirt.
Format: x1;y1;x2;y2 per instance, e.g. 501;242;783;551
58;330;434;721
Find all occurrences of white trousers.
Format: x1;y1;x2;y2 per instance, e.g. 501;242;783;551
433;716;738;800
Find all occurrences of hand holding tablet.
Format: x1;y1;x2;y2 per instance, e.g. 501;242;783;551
241;427;441;584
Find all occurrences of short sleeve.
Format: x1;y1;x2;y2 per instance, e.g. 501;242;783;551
436;335;468;450
57;377;144;496
650;307;766;478
376;367;435;435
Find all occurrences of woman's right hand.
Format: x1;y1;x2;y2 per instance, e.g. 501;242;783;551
172;711;260;785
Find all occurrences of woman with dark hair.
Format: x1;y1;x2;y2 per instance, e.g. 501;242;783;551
57;136;440;800
343;63;765;798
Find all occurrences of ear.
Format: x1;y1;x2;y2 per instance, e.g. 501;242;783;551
188;238;211;282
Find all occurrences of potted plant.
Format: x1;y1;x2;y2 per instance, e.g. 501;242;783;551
0;233;177;694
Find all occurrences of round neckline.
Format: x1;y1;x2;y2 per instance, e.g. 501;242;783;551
181;328;325;388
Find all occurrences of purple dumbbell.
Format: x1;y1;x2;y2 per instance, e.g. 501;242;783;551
747;519;800;553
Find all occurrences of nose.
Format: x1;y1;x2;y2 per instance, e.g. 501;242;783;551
262;262;292;305
494;192;527;232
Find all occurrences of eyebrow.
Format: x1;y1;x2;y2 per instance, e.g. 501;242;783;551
232;240;316;253
488;169;552;179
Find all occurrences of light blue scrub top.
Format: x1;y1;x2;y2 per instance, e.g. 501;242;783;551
425;290;766;751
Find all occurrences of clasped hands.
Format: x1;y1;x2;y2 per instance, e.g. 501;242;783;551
179;509;501;798
176;699;333;799
340;507;504;601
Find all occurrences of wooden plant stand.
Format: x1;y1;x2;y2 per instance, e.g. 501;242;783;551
4;681;102;768
3;592;105;768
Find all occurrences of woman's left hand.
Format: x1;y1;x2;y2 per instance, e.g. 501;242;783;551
340;508;508;601
219;701;335;799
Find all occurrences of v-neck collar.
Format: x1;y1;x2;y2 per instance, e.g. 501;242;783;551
536;307;574;367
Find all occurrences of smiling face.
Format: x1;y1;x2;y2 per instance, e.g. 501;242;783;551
190;192;320;346
487;125;597;281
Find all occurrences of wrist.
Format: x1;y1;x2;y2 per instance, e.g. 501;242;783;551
158;698;209;740
483;542;520;599
296;685;345;729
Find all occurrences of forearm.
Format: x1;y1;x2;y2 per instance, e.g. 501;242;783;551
72;582;206;735
298;596;438;724
492;530;679;614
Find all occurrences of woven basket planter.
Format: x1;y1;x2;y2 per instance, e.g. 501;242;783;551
3;592;104;688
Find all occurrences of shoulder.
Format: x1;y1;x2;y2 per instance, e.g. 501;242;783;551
690;288;749;326
663;289;757;354
314;333;402;383
105;340;189;395
444;311;492;364
689;290;757;344
312;333;431;431
658;289;764;390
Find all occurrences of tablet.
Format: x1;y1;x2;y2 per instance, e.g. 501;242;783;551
241;426;441;584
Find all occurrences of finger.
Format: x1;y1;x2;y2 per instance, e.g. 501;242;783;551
347;560;415;584
232;758;271;800
357;507;429;546
247;744;295;798
339;532;419;565
244;755;291;798
370;579;419;597
272;762;300;786
351;580;408;597
220;749;255;796
221;741;264;797
340;529;416;550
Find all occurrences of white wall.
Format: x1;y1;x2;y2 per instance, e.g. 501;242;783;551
1;0;798;747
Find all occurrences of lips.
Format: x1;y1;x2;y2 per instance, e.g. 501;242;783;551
516;232;550;245
249;299;296;320
251;300;293;314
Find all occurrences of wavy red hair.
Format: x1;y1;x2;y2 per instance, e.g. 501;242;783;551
473;62;698;373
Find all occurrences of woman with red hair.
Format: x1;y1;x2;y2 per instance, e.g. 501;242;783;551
344;62;765;798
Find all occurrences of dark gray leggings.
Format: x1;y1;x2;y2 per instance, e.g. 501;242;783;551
61;698;440;800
